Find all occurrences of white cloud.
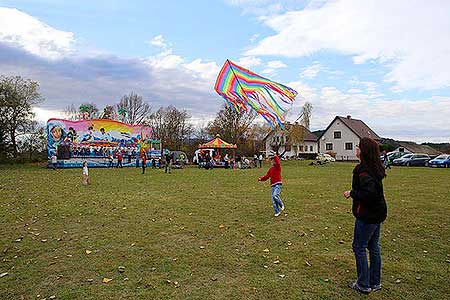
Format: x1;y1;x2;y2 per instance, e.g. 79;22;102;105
236;56;262;68
145;48;184;69
249;33;260;43
247;0;450;90
0;7;75;59
300;63;320;79
267;60;287;69
149;34;168;48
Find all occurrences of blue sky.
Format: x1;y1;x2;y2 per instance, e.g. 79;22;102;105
0;0;449;142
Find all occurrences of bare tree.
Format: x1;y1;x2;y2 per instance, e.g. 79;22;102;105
117;92;152;125
63;104;80;120
100;105;117;120
0;76;44;158
17;122;46;160
207;103;257;145
149;106;193;150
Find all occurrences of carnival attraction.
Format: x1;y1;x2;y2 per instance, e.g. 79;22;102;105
195;135;237;168
47;118;161;168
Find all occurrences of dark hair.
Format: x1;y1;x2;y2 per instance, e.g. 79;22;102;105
359;137;386;179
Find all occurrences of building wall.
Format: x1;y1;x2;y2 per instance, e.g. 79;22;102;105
264;131;318;157
394;147;412;153
319;119;360;160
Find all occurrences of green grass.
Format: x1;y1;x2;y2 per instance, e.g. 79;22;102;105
0;162;449;300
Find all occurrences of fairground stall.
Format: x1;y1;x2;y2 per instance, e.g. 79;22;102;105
196;135;237;167
47;118;161;168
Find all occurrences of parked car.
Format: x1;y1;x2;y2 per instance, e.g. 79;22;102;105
387;151;408;163
315;153;336;163
392;153;414;166
428;154;450;168
403;154;431;166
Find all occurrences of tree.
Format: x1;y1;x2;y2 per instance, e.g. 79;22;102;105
207;103;257;145
149;106;193;151
0;76;44;158
17;122;47;160
63;104;80;120
100;105;117;120
79;103;98;120
117;92;152;125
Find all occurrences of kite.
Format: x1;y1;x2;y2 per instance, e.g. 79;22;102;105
214;59;298;129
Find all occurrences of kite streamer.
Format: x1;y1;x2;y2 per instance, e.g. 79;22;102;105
214;59;298;129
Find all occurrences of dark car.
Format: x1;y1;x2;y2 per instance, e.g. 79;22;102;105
428;154;450;168
403;154;431;166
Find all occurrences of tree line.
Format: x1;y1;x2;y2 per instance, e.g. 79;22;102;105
0;75;286;162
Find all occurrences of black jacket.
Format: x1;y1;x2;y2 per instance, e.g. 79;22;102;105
350;164;387;224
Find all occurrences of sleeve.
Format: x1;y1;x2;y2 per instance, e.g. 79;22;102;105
259;168;271;181
273;155;281;169
350;173;378;203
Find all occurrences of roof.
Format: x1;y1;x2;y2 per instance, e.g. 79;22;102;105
397;142;441;155
198;135;237;149
319;116;381;141
263;123;318;142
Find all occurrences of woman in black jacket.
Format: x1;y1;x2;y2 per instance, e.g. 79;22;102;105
343;137;387;294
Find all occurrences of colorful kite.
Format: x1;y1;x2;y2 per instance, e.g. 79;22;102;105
214;59;298;129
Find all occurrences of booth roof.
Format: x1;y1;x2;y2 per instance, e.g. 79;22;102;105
198;137;237;149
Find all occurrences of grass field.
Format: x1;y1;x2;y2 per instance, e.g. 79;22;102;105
0;161;449;300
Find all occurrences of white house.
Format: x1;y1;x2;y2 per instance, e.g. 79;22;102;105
264;123;318;158
318;116;381;161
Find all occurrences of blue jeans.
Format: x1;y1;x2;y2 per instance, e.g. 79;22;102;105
271;184;284;214
352;219;382;289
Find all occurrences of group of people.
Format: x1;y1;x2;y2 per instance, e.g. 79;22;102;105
258;137;387;295
197;151;265;170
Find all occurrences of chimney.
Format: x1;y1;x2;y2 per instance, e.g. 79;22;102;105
346;115;351;119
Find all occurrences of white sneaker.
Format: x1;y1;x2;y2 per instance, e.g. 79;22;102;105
281;205;285;211
274;212;281;217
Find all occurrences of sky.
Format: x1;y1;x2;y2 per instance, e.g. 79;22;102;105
0;0;449;142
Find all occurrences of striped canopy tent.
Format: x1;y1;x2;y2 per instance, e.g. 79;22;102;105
198;135;237;149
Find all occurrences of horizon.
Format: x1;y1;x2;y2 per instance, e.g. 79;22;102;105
1;0;450;143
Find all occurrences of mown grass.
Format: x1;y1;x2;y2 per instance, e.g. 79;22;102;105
0;161;449;300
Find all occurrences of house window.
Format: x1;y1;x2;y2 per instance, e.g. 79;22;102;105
326;143;333;151
310;145;313;152
299;145;304;152
345;142;353;150
334;131;342;139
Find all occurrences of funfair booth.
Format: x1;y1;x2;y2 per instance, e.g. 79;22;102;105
47;118;161;168
196;135;237;167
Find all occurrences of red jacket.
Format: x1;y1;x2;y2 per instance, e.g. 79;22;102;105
259;155;282;186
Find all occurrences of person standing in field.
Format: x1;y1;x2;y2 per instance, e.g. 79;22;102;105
82;161;90;186
117;152;123;168
165;150;173;174
51;154;57;170
258;154;284;217
343;137;387;295
142;153;147;174
258;153;263;168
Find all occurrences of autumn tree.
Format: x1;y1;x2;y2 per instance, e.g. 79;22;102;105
207;103;257;145
0;76;44;158
149;106;193;151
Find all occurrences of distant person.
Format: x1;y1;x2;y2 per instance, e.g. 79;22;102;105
51;154;57;170
253;154;258;168
258;154;263;168
142;153;147;174
224;154;229;169
117;152;123;168
82;161;90;186
343;137;387;295
236;155;242;169
135;152;140;168
258;154;284;217
152;157;156;169
382;150;390;169
108;154;114;168
165;151;173;174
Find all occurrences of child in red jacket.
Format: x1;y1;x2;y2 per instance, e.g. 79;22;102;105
258;154;285;217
